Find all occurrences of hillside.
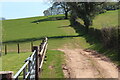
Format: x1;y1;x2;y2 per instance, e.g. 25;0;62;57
1;10;119;78
92;10;118;29
2;10;118;42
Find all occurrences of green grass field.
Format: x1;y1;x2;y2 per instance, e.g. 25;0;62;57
2;15;77;52
1;10;119;77
2;15;67;42
92;10;118;29
40;50;64;78
1;52;31;74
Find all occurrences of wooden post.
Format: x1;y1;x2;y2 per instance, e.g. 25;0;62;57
23;67;26;79
28;62;31;80
0;71;13;80
31;42;33;52
33;46;39;80
17;43;20;54
5;44;7;55
39;43;42;52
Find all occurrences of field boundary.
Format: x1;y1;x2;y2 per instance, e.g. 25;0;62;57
1;37;48;80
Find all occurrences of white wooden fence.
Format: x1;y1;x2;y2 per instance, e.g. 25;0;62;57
0;37;48;80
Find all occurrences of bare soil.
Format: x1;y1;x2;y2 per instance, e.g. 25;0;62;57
57;47;118;78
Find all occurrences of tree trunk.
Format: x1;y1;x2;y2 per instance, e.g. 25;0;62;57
64;11;68;19
84;19;89;33
85;25;89;33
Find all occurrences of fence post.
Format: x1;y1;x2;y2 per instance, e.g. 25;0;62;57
17;43;20;54
5;44;7;55
0;71;13;80
31;42;33;52
33;46;39;80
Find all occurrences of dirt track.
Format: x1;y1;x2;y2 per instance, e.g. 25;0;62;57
58;48;118;78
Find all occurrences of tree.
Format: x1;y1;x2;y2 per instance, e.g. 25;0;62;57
104;2;120;10
67;2;105;33
0;17;6;20
51;4;64;15
43;6;64;16
52;2;70;19
43;10;50;16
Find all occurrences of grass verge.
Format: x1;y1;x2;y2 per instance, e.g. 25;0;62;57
40;50;65;78
1;52;31;74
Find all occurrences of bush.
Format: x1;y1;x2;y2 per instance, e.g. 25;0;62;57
99;9;107;14
89;28;101;40
101;27;118;49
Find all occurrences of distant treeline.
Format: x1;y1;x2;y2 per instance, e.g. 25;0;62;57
43;2;120;17
0;17;6;20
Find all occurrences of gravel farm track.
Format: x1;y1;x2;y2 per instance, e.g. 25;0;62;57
57;45;119;79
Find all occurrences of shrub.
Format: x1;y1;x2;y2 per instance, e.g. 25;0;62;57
101;27;118;49
89;28;101;40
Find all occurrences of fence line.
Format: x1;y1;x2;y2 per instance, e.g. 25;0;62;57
13;37;47;80
2;41;36;54
0;37;48;80
39;41;48;71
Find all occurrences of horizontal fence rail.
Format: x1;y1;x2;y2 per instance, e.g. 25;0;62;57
13;50;36;80
11;37;48;80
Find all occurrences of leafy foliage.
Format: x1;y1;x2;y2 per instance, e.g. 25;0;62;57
67;2;106;32
101;27;118;49
52;2;70;19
